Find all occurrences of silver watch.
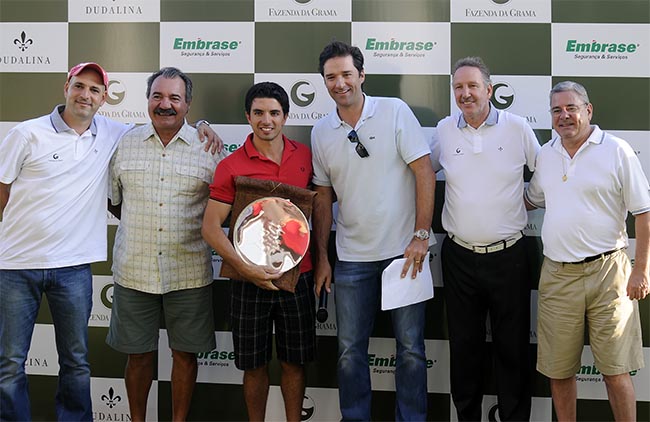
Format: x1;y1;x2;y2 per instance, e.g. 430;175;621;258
413;229;430;241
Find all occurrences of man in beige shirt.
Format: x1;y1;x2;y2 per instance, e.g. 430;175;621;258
106;67;223;421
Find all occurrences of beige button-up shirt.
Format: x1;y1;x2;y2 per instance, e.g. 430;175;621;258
110;122;223;294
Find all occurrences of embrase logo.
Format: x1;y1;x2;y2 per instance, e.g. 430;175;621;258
106;79;126;106
490;82;514;110
14;31;33;52
291;81;315;107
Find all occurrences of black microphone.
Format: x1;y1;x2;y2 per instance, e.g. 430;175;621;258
316;291;328;323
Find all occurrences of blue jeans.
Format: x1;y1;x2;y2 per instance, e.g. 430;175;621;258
334;258;428;421
0;265;93;422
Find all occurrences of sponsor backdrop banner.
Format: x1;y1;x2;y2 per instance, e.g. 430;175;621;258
0;0;648;420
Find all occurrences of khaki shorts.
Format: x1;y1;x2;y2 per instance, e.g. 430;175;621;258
537;250;644;378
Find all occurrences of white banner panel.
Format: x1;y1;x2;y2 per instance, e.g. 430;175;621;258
89;275;114;327
353;22;450;75
26;325;59;376
451;0;551;23
265;386;342;421
552;24;650;77
91;377;158;421
254;74;335;126
255;0;351;22
158;331;243;384
97;73;151;124
160;22;255;74
576;347;649;401
68;0;160;23
0;23;68;72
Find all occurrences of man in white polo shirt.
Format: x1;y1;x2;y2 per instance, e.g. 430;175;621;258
431;56;540;421
311;41;435;421
525;81;649;421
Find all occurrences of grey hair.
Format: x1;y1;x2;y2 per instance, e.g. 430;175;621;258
146;67;193;103
549;81;590;105
452;56;491;86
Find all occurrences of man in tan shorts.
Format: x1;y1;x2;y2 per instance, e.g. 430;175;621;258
525;81;649;421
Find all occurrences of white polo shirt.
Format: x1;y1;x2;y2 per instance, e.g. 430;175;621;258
0;105;130;269
311;95;432;261
525;126;650;263
431;107;540;245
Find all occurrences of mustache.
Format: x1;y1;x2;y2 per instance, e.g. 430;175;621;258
154;108;177;116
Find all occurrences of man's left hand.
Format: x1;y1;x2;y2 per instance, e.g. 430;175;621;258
627;268;649;300
400;238;429;279
197;121;224;154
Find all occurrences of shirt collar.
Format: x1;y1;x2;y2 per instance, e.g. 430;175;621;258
327;94;375;129
550;125;604;152
142;120;193;145
243;133;296;160
50;104;98;135
456;104;498;129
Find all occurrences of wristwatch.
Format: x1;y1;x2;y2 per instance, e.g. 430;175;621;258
413;229;430;241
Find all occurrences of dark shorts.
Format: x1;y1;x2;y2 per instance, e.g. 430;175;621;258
230;272;316;370
107;283;216;354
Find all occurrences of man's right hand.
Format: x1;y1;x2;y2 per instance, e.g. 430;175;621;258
238;263;281;291
314;259;332;298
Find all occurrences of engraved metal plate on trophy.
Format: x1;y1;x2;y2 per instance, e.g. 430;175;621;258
233;197;310;273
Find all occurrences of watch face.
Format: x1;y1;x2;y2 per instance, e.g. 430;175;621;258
415;229;430;240
233;197;310;273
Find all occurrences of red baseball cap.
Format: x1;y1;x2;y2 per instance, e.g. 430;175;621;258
67;62;109;88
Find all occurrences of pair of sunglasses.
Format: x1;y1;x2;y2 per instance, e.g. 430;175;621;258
347;130;369;158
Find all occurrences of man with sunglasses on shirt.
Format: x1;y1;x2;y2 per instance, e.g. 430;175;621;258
310;41;436;421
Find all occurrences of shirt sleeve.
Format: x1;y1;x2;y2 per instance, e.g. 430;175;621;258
524;162;545;208
0;126;29;185
395;100;430;165
617;140;650;215
109;146;122;206
209;160;236;203
522;121;541;172
310;126;332;187
429;128;442;173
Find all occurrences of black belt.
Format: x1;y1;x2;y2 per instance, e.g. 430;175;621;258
566;249;619;264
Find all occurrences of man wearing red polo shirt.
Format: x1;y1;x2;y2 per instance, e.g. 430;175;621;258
201;82;315;422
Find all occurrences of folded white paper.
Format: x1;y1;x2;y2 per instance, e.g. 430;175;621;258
381;252;434;311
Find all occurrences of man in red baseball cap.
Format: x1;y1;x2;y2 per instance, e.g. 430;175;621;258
0;62;221;421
